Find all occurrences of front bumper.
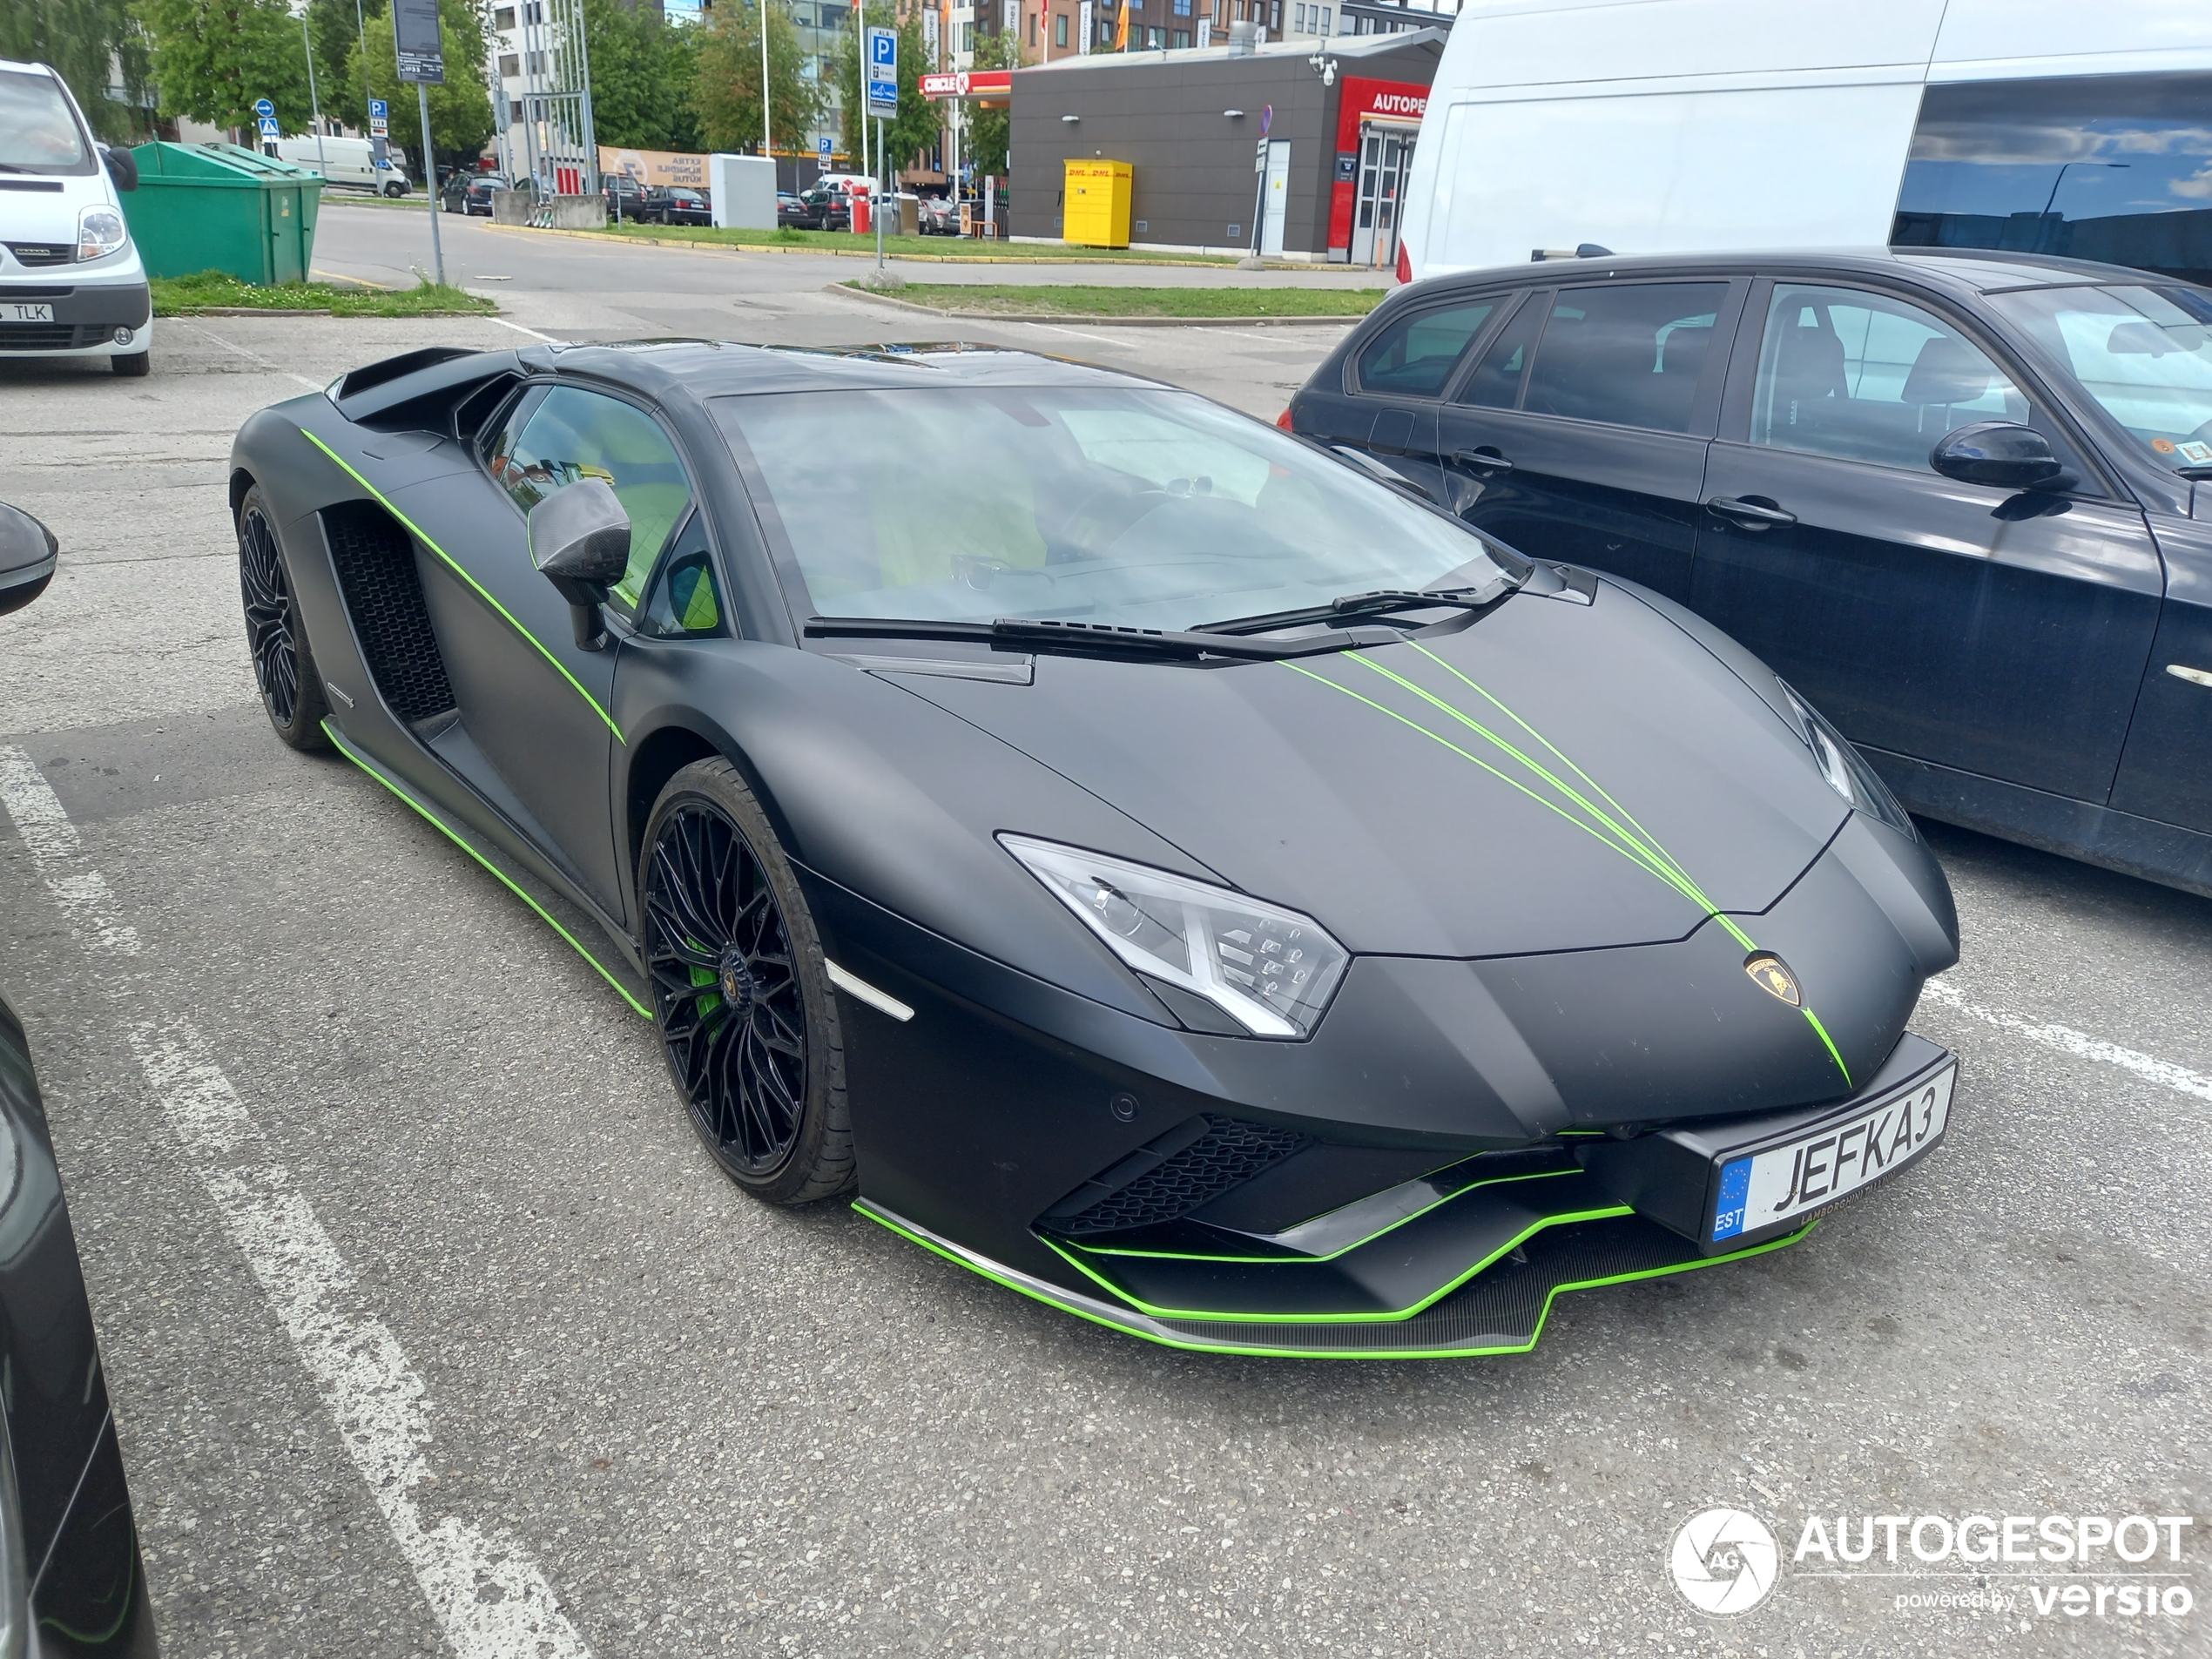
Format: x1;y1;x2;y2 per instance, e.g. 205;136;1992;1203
0;279;151;357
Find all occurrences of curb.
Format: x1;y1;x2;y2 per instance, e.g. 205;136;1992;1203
477;220;1299;270
831;284;1369;327
167;307;333;317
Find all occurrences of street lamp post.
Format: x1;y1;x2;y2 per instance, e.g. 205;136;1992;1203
2038;160;2128;251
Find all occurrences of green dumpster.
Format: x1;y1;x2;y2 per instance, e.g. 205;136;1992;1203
123;142;323;284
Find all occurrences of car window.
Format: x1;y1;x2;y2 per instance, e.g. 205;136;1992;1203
712;386;1519;632
0;69;95;176
1987;283;2212;475
1456;294;1544;408
486;386;693;618
1355;299;1499;398
1518;282;1729;434
637;516;727;637
1750;284;2031;473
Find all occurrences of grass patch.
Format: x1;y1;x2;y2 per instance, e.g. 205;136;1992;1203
152;270;496;317
598;223;1244;265
849;282;1386;319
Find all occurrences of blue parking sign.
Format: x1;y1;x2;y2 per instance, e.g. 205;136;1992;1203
865;26;897;119
368;98;388;121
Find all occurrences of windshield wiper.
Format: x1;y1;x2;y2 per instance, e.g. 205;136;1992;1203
1197;583;1516;637
805;615;1407;661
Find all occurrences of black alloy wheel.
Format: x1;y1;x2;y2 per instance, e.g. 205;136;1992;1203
642;759;852;1204
237;485;330;751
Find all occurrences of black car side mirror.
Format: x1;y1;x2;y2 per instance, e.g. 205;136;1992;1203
528;478;631;651
0;502;59;617
1929;421;2064;492
101;145;138;192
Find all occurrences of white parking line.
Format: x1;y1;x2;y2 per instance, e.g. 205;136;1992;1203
1920;976;2212;1102
0;749;594;1659
174;322;325;392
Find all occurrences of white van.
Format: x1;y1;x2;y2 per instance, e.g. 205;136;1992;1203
0;59;151;374
1400;0;2212;285
274;134;412;198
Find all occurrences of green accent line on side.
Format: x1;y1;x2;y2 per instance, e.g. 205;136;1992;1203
855;1199;1819;1360
322;719;653;1019
1799;1006;1852;1089
1042;1204;1638;1325
296;426;624;740
1069;1166;1588;1263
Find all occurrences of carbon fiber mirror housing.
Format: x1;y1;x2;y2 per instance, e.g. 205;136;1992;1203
528;478;631;650
0;502;58;617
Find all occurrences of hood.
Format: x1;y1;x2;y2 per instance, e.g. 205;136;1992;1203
886;583;1851;959
0;172;109;252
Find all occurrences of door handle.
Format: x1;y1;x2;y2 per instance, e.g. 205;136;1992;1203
1706;496;1797;528
1453;448;1514;474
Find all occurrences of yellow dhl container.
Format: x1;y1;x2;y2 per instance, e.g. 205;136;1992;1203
1063;158;1133;248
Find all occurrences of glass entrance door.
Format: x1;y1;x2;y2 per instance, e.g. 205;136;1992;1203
1352;125;1414;268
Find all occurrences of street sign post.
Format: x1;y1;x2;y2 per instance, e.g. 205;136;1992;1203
865;26;895;271
253;98;275;118
818;136;832;177
390;0;445;282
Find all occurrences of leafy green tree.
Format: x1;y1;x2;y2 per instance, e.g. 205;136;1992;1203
830;6;933;175
691;0;819;157
3;0;152;139
135;0;316;133
341;0;493;168
306;0;370;127
585;0;701;152
963;26;1017;179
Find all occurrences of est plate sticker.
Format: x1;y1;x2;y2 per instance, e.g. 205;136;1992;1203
1712;1063;1955;1241
3;302;55;323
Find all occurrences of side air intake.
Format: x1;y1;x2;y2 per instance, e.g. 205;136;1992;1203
1042;1115;1312;1238
320;500;457;725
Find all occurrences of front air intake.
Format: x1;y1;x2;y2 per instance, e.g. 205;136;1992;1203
1042;1115;1312;1238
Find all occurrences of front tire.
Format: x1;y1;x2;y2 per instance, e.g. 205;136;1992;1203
641;759;852;1204
237;485;330;751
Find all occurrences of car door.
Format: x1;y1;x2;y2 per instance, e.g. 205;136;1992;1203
402;381;697;921
1302;290;1510;501
1429;278;1743;604
1691;278;2163;805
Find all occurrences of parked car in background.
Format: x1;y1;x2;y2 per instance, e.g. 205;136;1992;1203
603;172;652;223
651;185;711;226
0;57;152;375
918;192;962;235
1291;246;2212;898
455;172;509;216
273;134;408;198
779;185;849;231
0;500;162;1657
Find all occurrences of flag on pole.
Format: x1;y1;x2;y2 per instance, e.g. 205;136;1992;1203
1114;0;1130;50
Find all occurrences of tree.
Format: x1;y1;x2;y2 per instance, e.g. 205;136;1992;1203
830;6;932;175
691;0;819;158
341;0;494;168
585;0;700;152
963;26;1017;179
3;0;152;139
135;0;316;134
306;0;368;126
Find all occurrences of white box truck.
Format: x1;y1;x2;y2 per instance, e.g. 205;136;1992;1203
274;134;412;198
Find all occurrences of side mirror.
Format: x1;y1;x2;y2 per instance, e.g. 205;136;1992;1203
1929;421;2064;492
528;478;630;651
101;145;138;193
0;502;59;617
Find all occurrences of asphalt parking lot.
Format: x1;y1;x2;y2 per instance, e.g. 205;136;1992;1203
1;218;2207;1658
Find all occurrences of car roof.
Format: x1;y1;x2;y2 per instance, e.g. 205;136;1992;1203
533;340;1159;399
1412;246;2185;297
0;59;60;76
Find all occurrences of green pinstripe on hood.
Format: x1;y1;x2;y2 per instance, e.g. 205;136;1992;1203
1284;642;1852;1089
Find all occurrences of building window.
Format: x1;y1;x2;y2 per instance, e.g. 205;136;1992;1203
1028;9;1036;40
1319;5;1330;28
1170;26;1190;44
1269;0;1281;29
1097;15;1112;41
522;1;542;22
498;52;520;76
1173;0;1190;15
962;19;975;45
1146;24;1163;44
493;5;515;28
1055;10;1068;43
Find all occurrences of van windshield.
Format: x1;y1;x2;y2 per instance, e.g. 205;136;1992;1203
0;70;94;176
713;384;1517;631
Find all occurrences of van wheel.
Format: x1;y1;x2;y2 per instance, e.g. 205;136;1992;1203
111;350;149;377
384;180;406;199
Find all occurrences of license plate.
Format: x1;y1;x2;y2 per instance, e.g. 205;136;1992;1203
1712;1062;1954;1241
3;302;54;323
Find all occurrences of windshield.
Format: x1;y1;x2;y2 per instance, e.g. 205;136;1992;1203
711;385;1516;631
1989;284;2212;472
0;69;93;176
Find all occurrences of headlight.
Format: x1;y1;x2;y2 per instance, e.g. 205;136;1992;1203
76;206;126;262
998;834;1349;1038
1778;683;1915;838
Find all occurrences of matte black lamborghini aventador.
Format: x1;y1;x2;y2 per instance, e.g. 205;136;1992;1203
228;340;1962;1358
